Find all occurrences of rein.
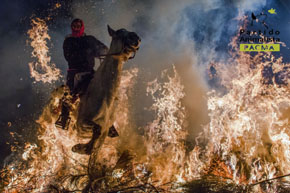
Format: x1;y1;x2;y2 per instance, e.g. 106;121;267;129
98;50;136;60
98;40;137;61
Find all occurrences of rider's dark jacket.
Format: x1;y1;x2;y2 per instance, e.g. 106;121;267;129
63;34;108;71
63;34;108;93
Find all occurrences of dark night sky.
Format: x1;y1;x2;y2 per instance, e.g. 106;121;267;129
0;0;289;166
0;0;74;165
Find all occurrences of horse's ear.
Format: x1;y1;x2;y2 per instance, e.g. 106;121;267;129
107;25;116;37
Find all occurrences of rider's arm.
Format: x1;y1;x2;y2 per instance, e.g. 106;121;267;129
93;38;109;58
63;37;71;62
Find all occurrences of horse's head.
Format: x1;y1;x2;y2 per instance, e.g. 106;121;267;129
107;25;141;61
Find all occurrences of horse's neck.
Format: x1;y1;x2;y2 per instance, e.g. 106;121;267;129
105;41;125;73
97;56;124;93
101;56;123;75
98;42;125;84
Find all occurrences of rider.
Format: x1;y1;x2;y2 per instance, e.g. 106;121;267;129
64;18;108;95
56;19;109;129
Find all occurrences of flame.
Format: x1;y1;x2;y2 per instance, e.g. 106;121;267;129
203;45;289;184
144;65;187;187
2;69;138;192
2;19;290;192
136;32;289;191
27;18;61;83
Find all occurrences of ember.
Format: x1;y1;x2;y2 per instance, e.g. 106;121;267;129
1;8;290;193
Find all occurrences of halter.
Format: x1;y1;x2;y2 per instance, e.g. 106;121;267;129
98;37;138;61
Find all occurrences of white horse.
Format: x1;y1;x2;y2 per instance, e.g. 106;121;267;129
71;25;140;183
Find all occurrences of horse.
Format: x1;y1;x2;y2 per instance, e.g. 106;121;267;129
71;25;140;183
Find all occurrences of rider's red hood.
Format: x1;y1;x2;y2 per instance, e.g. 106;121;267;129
71;19;85;37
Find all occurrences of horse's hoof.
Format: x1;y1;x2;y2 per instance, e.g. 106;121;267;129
72;143;92;155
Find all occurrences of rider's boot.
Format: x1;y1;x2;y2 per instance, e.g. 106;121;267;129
55;94;71;130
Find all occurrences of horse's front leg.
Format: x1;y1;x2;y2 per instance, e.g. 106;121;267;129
107;101;119;138
87;122;110;180
72;120;101;155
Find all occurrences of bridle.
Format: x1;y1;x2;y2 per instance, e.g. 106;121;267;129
98;36;138;62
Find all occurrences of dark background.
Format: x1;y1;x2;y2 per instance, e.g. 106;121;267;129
0;0;289;166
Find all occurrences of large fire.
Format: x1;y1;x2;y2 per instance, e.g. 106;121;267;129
27;18;62;83
1;18;290;192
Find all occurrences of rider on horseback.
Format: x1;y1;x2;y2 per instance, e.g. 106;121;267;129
56;19;109;129
64;18;108;95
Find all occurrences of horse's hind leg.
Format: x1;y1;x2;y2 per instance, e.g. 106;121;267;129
72;121;101;155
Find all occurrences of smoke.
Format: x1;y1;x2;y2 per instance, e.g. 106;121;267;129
4;0;290;191
70;0;269;143
0;0;275;165
70;0;207;143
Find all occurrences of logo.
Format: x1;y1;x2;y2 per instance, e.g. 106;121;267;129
239;8;280;52
268;8;277;15
251;12;268;29
240;44;280;52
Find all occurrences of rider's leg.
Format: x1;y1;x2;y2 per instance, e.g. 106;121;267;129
66;71;76;95
74;71;94;96
60;101;70;130
55;92;71;129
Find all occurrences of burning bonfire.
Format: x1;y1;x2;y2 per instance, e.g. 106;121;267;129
0;17;290;193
